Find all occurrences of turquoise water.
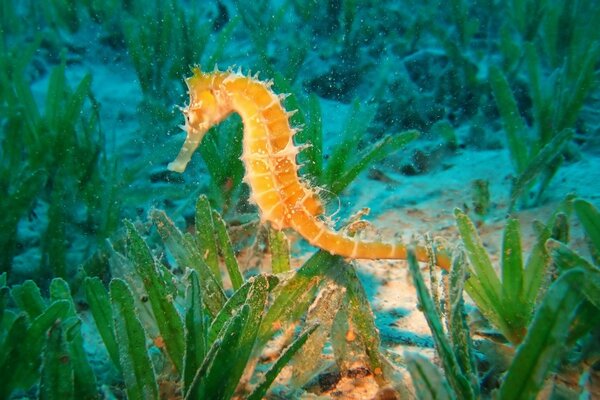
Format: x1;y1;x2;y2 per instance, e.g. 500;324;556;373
1;1;599;399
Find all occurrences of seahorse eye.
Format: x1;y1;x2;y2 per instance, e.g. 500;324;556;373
187;108;204;127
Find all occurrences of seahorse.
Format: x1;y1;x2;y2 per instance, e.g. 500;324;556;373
168;67;451;270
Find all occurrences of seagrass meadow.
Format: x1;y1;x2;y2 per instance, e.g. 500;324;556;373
1;1;600;399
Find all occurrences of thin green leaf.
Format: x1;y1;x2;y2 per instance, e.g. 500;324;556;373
566;299;600;345
581;270;600;311
546;239;595;273
297;94;323;182
447;251;479;394
257;251;331;346
550;212;570;244
195;195;221;283
45;60;67;131
84;277;120;370
183;339;221;400
0;314;27;399
12;300;71;390
463;277;503;332
11;280;46;318
224;275;269;397
198;128;225;185
110;279;158;400
291;281;345;386
522;226;551;310
489;65;528;174
573;199;600;261
65;73;92;123
0;286;8;327
330;303;354;372
207;279;253;346
405;353;453;400
183;270;208;399
324;101;376;185
198;119;244;205
212;210;243;290
220;119;245;188
509;129;573;211
125;221;185;373
502;218;523;296
198;305;250;400
63;325;98;400
533;156;563;205
431;119;458;149
49;279;97;399
338;260;386;382
454;209;503;312
269;227;290;274
4;170;46;222
408;249;476;400
41;323;74;400
498;269;586;400
248;324;319;400
501;219;525;324
331;130;419;195
524;43;543;132
151;210;227;317
49;278;73;306
458;210;532;343
559;43;600;131
208;274;278;346
13;77;40;141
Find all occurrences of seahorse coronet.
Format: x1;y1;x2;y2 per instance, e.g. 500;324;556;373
169;67;450;270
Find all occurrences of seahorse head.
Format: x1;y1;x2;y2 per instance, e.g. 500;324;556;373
184;67;230;127
167;67;216;172
168;68;228;173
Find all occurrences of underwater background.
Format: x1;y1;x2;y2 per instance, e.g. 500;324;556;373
1;0;600;399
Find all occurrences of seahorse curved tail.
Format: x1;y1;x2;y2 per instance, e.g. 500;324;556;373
288;207;451;270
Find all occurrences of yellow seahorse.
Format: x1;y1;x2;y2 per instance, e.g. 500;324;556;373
168;67;450;270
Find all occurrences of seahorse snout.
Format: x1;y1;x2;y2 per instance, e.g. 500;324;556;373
167;122;208;173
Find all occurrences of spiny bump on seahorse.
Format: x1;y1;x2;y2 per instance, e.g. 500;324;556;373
168;66;451;271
